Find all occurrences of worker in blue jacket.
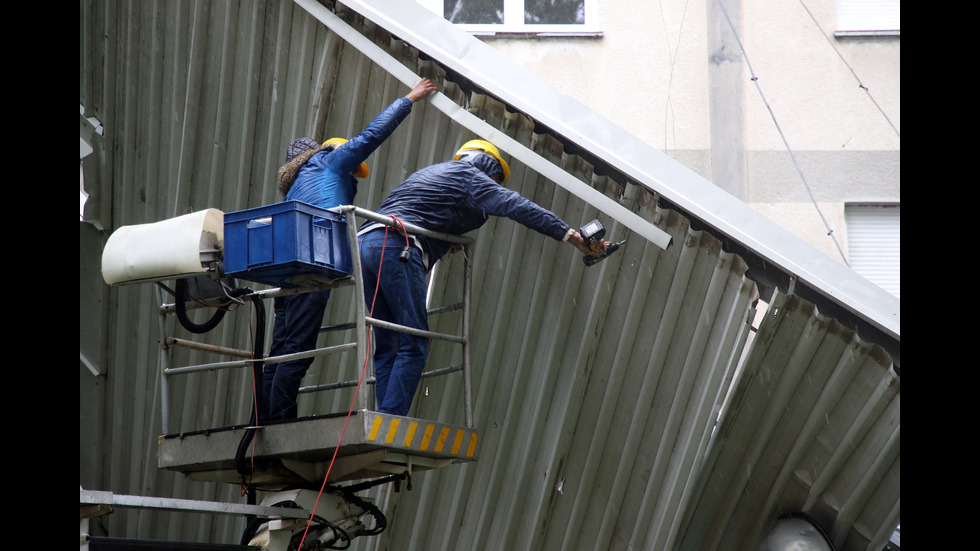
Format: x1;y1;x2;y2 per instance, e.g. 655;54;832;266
263;77;439;422
357;139;609;417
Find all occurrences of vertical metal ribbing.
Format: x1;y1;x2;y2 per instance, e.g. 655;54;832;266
462;245;474;428
157;285;173;435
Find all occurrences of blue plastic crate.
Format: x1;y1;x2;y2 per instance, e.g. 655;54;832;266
223;201;352;287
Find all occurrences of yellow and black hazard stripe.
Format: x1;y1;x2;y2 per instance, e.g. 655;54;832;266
365;414;478;460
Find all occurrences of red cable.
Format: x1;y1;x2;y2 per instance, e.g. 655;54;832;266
296;216;402;549
395;217;411;251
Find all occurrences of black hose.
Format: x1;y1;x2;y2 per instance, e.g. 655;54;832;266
235;290;266;477
174;278;229;334
225;288;265;535
339;488;387;537
239;500;355;550
238;488;388;549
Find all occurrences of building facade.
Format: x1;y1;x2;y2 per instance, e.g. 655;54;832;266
421;0;900;296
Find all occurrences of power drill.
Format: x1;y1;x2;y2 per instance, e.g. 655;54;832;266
579;219;625;266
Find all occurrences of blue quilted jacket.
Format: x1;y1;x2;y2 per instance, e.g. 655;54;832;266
286;97;413;209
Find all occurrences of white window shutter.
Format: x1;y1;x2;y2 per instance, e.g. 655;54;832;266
845;204;900;299
836;0;900;33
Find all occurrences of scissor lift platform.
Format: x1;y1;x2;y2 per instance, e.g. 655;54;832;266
149;206;479;491
158;410;479;487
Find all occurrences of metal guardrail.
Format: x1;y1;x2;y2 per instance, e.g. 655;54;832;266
157;205;475;433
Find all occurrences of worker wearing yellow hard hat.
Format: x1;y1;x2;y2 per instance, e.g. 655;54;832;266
263;78;439;422
320;138;370;179
355;137;609;417
453;139;511;184
276;77;438;210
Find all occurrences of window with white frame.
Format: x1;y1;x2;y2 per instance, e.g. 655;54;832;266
417;0;601;35
836;0;900;36
845;203;900;299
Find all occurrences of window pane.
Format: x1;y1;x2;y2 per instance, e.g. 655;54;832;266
444;0;504;24
525;0;585;24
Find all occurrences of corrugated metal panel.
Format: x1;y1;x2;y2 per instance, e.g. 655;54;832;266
79;1;898;550
79;1;340;543
382;207;761;551
678;291;899;551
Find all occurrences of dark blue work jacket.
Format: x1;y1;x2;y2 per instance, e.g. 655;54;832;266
366;160;572;269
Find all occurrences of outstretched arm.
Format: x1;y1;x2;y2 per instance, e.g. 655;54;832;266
469;176;611;258
405;77;439;103
330;78;441;176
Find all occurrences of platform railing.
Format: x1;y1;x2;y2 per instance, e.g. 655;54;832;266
157;205;474;434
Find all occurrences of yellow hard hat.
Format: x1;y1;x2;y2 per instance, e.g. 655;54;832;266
454;139;510;183
322;138;369;178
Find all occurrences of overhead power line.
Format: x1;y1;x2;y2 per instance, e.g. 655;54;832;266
798;0;901;138
714;0;851;266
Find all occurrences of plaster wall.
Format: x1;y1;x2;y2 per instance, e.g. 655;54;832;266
468;0;899;266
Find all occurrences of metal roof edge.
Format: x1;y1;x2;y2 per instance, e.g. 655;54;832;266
307;0;899;345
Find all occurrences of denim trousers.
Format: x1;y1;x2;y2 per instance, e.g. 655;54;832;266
262;288;331;421
358;230;430;416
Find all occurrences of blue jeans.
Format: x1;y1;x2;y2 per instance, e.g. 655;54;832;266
358;230;430;416
262;288;331;421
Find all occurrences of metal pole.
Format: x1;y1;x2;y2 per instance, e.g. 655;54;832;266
165;337;254;358
156;285;172;435
348;206;472;247
80;489;311;520
300;364;463;393
365;317;466;343
344;207;371;411
462;245;474;428
163;342;359;376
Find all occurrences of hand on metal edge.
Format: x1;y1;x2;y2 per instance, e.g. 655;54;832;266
406;78;439;103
